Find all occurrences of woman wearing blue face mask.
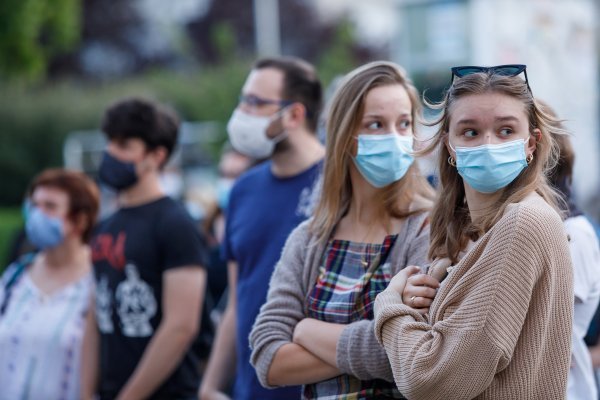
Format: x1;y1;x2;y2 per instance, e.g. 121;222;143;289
249;61;435;399
374;65;574;399
0;168;99;400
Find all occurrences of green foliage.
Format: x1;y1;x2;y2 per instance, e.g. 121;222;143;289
0;0;80;82
211;22;237;63
0;62;250;206
316;20;359;85
0;208;23;270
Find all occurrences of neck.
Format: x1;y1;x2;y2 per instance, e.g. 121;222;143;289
346;166;385;226
44;238;88;269
118;174;165;207
464;184;503;224
271;128;324;178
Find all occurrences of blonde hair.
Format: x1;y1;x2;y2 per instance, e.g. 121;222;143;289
419;72;563;262
310;61;435;242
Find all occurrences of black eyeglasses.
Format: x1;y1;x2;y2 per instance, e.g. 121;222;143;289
239;94;293;108
450;64;532;94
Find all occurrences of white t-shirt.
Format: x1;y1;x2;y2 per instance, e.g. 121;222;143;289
0;269;92;400
566;216;600;400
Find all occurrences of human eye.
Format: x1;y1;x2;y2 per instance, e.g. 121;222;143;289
463;129;477;138
399;119;412;129
365;120;383;131
499;127;514;137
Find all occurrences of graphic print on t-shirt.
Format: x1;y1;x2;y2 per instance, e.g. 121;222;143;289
295;173;322;218
115;263;157;337
91;232;127;270
96;275;114;333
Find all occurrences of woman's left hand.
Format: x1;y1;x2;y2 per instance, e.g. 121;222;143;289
385;265;421;297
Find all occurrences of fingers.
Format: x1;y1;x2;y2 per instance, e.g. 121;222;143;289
403;265;421;277
407;285;437;299
404;293;434;308
407;273;441;288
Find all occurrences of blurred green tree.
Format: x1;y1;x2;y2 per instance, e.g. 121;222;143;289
0;0;81;81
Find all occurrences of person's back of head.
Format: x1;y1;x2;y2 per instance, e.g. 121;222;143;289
253;56;323;133
537;100;580;217
101;97;180;167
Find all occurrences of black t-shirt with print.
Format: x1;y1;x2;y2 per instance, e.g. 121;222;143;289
91;196;207;400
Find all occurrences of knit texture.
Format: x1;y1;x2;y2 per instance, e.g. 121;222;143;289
374;195;574;400
249;212;430;390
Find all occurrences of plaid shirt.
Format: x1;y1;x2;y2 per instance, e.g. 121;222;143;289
303;235;406;400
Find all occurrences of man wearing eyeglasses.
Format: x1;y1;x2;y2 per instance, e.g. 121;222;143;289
199;57;325;400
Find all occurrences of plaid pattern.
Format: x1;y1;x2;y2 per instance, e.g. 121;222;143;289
303;235;406;400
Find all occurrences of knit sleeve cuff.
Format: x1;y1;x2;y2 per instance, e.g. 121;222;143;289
251;339;289;389
336;323;354;373
374;289;424;344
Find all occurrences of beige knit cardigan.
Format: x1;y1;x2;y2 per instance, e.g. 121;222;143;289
374;195;574;400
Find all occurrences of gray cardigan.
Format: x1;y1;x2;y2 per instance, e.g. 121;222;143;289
249;212;430;388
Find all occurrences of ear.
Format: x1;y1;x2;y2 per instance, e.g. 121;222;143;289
149;146;169;169
66;212;87;241
283;103;306;130
528;128;541;156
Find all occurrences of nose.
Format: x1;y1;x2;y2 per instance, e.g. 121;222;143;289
482;131;503;145
238;102;252;114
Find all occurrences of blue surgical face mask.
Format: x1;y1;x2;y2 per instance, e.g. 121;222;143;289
353;133;414;188
98;150;138;191
450;139;528;193
25;206;65;250
216;178;234;210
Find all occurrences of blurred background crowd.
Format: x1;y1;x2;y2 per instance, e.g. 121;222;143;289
1;0;599;264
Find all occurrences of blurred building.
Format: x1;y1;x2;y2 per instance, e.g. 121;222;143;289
389;0;600;212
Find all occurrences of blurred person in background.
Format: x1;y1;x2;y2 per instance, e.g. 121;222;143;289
193;145;255;374
82;98;208;400
250;61;435;399
199;56;324;400
0;168;99;400
540;101;600;400
201;145;255;318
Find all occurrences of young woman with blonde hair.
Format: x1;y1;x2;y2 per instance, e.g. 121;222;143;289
374;65;574;399
249;61;435;399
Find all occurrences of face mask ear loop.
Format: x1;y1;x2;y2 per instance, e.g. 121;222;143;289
447;139;457;153
268;105;291;144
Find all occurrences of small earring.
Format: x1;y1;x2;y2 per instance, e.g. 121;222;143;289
526;153;534;164
448;156;456;167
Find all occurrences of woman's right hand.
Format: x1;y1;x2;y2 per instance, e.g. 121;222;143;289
402;272;440;315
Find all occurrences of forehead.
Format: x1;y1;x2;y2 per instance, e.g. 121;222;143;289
363;84;412;115
449;92;528;125
242;67;284;99
31;185;69;205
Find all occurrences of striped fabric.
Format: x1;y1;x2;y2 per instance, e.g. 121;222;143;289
304;235;406;400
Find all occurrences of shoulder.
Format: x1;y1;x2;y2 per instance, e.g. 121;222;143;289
565;216;599;242
286;219;314;247
155;197;196;228
156;197;189;217
232;160;271;190
403;211;431;239
499;194;566;245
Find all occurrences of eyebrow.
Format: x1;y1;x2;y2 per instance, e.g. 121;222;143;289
455;116;520;126
495;116;520;123
363;112;412;119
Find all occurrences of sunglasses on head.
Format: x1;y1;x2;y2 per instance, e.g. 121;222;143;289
450;64;532;94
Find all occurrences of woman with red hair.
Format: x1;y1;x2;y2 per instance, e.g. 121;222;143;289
0;168;99;400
